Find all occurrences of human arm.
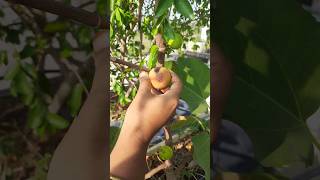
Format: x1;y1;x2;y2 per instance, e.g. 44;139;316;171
110;71;182;179
47;31;108;180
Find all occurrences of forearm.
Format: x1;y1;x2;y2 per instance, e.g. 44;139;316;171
48;69;108;180
110;119;151;180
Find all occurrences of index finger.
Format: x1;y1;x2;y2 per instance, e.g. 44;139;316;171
163;71;182;98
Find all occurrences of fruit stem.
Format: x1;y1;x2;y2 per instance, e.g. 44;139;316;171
155;33;166;67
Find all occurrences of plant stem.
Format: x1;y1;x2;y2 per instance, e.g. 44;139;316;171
6;0;108;29
155;33;166;67
111;57;149;72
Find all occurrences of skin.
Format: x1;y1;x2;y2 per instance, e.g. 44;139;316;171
47;31;108;180
47;32;231;179
110;70;182;179
48;31;182;180
212;44;233;143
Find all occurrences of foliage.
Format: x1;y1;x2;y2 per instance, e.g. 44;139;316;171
110;0;210;178
0;0;104;179
215;0;320;171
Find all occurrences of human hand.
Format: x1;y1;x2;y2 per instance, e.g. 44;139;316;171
120;70;182;145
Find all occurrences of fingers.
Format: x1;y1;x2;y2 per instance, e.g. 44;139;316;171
137;71;152;97
163;71;182;98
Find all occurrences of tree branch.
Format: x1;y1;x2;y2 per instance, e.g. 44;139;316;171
111;57;149;72
155;33;166;67
138;0;144;61
6;0;108;29
78;0;95;8
145;160;171;179
62;59;89;96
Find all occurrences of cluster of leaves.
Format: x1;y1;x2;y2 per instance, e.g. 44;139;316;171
0;0;102;136
110;0;211;179
214;0;320;178
110;0;140;106
110;0;210;108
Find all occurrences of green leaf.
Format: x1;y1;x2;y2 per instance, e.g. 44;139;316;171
0;51;8;65
13;70;35;105
5;64;20;80
22;62;37;79
0;9;4;17
173;0;194;19
97;0;107;16
192;132;210;180
5;30;20;44
60;48;72;59
27;99;47;129
47;113;69;129
172;58;210;114
67;83;84;117
115;8;123;25
155;0;173;17
147;45;158;69
163;19;175;43
169;116;199;134
20;45;35;59
110;126;121;152
44;22;69;33
159;145;173;160
217;0;320;167
77;27;92;46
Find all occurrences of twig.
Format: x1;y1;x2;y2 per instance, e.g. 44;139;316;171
48;73;77;113
62;60;89;96
6;0;108;29
9;3;41;35
163;126;173;146
155;33;166;67
0;104;25;119
138;0;144;61
111;57;149;72
145;160;172;179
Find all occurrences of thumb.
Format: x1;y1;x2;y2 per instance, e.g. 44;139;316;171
137;71;152;97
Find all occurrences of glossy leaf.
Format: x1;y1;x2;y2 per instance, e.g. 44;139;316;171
172;58;210;114
147;45;158;69
44;22;68;33
155;0;173;17
20;45;35;59
13;70;34;105
0;51;8;65
67;83;84;117
192;132;210;180
163;19;175;43
216;0;320;167
110;126;121;152
173;0;194;19
47;113;69;129
5;30;20;44
159;145;173;160
97;0;107;16
27;99;47;129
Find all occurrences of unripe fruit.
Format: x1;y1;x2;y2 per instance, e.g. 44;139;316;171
148;67;172;90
